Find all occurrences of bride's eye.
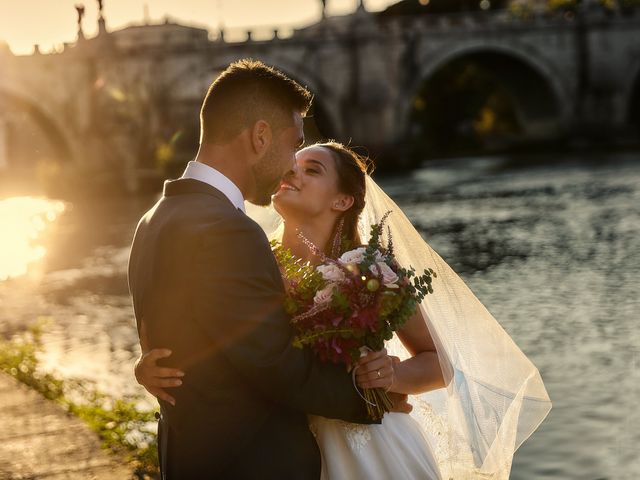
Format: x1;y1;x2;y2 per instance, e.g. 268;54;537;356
305;168;319;175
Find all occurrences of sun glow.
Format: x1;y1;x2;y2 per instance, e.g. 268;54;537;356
0;197;65;281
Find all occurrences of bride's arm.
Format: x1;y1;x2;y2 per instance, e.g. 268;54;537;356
390;310;445;395
134;319;184;406
354;309;444;395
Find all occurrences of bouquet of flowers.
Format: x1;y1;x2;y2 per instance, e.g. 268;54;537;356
273;211;436;420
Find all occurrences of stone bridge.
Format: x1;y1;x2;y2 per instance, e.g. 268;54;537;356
0;2;639;187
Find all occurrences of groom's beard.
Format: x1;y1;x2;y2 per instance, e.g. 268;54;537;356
251;151;282;206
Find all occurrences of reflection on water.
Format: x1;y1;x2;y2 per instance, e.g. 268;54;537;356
0;197;65;281
0;153;638;478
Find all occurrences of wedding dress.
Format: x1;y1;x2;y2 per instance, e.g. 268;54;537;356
246;175;551;480
309;410;441;479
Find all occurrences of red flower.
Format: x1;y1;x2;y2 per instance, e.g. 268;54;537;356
350;306;378;332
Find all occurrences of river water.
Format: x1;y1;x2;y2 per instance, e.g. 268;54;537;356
0;152;638;479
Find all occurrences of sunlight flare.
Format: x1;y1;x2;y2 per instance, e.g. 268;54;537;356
0;197;65;281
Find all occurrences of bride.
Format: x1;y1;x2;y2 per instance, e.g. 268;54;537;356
136;141;551;479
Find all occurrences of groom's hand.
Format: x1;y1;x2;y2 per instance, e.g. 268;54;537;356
387;392;413;414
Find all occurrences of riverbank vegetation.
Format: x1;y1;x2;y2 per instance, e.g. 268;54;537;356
0;320;160;478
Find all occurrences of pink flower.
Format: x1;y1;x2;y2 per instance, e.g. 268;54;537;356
317;264;346;283
314;284;336;305
339;247;367;265
369;261;399;287
338;247;383;265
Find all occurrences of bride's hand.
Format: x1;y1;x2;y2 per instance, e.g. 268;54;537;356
134;348;184;406
354;348;396;392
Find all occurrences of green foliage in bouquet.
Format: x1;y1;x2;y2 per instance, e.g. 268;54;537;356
271;240;324;316
356;211;437;353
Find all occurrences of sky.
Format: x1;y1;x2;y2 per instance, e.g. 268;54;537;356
0;0;399;55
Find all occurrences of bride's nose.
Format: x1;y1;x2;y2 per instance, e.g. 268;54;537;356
283;164;299;180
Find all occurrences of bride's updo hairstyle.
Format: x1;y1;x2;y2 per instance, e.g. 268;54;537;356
317;141;373;255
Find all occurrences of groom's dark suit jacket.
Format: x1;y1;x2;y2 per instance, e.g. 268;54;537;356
128;178;373;479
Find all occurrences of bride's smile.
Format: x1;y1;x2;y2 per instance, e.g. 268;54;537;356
277;180;299;192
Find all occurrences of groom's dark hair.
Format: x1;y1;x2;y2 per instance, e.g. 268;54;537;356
200;58;312;144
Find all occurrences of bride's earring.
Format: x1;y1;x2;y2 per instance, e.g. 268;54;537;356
331;216;345;258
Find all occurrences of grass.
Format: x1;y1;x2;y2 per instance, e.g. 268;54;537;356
0;320;160;478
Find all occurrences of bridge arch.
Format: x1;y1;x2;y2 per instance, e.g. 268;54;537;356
0;86;76;167
396;41;570;158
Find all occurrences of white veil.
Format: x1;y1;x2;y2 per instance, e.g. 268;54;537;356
245;175;551;479
359;176;551;479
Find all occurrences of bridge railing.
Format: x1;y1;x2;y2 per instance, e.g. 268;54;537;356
384;9;581;33
213;6;640;46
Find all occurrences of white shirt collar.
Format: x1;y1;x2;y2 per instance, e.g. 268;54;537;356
181;161;245;213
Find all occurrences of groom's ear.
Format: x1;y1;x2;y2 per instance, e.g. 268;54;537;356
332;194;354;212
250;120;272;158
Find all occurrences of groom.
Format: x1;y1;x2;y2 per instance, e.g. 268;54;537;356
128;59;380;479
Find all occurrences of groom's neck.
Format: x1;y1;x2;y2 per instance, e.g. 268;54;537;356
194;142;252;197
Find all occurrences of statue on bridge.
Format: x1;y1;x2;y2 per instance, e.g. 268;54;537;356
75;4;85;39
96;0;107;35
75;4;85;23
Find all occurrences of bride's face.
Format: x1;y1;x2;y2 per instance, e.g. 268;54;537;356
272;146;353;222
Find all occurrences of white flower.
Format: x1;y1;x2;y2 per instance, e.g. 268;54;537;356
314;283;335;305
339;247;383;265
316;264;346;283
370;261;399;286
